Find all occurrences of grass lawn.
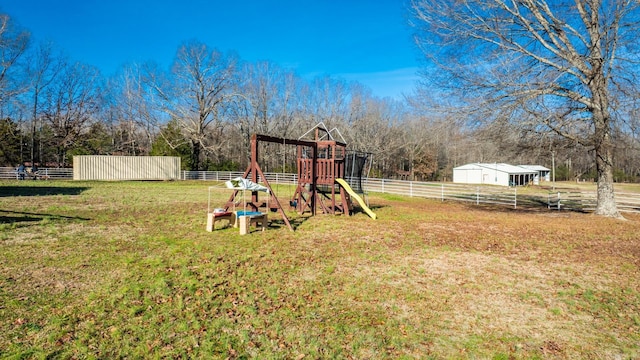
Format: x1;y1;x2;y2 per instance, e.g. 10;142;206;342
1;180;639;359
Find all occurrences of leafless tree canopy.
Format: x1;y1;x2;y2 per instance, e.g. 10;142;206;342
411;0;640;217
42;62;104;167
0;14;30;107
1;10;640;198
141;41;238;170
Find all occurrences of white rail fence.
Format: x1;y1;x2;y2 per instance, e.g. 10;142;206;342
2;168;639;213
0;167;73;180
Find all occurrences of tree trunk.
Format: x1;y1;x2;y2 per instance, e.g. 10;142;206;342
592;103;621;218
191;140;201;171
595;147;619;217
57;147;66;168
587;51;622;218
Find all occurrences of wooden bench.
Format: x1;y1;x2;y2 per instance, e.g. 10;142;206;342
237;212;268;235
206;211;235;232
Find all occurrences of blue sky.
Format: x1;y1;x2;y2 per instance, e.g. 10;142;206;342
2;0;421;99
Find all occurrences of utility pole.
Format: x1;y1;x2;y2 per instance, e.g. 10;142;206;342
551;150;556;191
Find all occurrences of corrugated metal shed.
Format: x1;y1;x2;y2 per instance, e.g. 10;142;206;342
73;156;181;180
453;163;538;186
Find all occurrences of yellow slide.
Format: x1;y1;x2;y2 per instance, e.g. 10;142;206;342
335;178;377;220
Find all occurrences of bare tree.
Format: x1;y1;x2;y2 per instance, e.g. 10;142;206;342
24;41;65;164
411;0;640;217
42;61;104;167
146;41;237;170
0;13;30;112
305;75;350;129
345;97;408;178
107;63;163;155
238;61;280;135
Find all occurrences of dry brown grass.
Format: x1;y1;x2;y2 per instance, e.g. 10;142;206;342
352;197;640;358
1;181;639;359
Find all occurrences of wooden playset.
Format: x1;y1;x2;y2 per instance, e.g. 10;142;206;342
208;123;375;234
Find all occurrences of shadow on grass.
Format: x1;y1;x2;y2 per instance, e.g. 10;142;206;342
348;204;387;218
0;215;42;224
267;215;311;231
363;204;388;211
0;186;90;197
459;201;591;215
0;210;91;228
370;204;387;209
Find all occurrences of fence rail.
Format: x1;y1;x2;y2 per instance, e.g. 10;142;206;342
2;167;639;213
0;167;73;180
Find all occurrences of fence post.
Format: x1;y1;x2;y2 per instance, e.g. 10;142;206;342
476;187;480;205
441;183;444;202
410;181;413;197
557;192;561;210
514;187;517;209
382;179;385;193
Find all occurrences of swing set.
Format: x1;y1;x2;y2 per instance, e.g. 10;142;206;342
222;123;375;232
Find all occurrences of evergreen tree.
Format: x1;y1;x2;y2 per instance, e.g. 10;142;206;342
150;119;191;169
0;118;23;166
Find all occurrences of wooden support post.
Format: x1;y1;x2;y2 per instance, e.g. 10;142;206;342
206;212;235;232
251;135;259;206
238;214;268;235
311;143;317;216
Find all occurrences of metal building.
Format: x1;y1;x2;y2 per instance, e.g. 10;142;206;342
73;156;181;181
453;163;538;186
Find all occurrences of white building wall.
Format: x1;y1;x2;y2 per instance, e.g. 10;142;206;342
453;166;514;186
496;171;510;186
73;156;181;180
453;168;482;184
483;169;509;186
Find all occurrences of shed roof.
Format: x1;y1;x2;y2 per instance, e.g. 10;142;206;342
454;163;537;174
519;165;551;171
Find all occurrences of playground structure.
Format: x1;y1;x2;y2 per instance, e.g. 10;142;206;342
207;177;271;234
220;123;375;232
